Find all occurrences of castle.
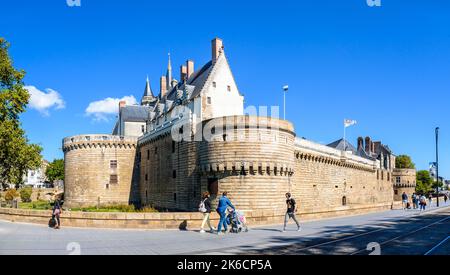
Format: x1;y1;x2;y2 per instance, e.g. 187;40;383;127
63;38;416;216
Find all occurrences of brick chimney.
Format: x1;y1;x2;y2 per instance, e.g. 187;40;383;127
119;101;126;109
187;60;194;80
160;76;167;98
212;37;223;62
357;137;364;150
180;65;187;82
365;137;372;154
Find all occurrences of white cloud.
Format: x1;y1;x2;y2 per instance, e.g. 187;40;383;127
25;86;66;116
85;96;137;121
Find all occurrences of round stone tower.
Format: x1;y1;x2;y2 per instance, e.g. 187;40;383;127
63;135;139;208
199;115;296;211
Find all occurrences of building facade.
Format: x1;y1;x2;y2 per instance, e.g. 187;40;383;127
63;38;408;216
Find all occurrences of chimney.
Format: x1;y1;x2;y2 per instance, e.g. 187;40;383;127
119;101;126;109
187;60;194;80
212;37;223;62
180;65;187;82
357;137;364;150
365;137;372;154
160;76;167;98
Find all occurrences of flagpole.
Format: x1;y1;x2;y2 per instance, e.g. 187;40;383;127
344;122;346;152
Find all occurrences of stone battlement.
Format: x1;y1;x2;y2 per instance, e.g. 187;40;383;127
63;135;138;152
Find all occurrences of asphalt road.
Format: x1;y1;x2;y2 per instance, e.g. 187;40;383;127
0;203;449;255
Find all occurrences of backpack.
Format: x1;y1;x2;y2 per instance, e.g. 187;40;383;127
198;199;207;213
48;216;57;228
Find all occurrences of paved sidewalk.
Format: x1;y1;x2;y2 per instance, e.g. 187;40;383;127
0;202;449;255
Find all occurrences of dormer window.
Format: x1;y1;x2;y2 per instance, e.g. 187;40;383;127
213;82;217;88
227;85;231;92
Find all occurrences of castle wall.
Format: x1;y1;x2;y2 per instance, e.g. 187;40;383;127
392;168;417;201
292;139;394;213
63;135;139;208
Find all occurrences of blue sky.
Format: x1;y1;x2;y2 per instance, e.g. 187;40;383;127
1;0;449;177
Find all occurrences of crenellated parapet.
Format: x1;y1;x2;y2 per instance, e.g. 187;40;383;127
63;135;138;153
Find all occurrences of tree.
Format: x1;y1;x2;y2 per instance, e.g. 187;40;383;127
0;38;42;190
19;186;33;203
395;155;415;169
416;170;433;194
45;159;64;184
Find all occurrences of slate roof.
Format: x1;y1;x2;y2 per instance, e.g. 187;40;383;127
120;105;150;122
327;138;377;160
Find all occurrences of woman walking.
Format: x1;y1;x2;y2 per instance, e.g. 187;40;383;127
199;192;215;233
52;196;62;229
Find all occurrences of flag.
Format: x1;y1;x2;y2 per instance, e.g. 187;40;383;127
344;119;357;128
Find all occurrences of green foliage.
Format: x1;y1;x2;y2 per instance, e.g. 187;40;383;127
70;204;158;213
395;155;415;169
19;200;52;210
45;159;64;183
416;170;433;194
4;189;19;201
0;37;43;189
19;186;33;203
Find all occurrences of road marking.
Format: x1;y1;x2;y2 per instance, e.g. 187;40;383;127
424;236;450;256
350;216;450;255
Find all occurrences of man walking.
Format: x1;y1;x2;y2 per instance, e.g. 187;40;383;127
401;192;408;210
216;192;235;235
282;193;301;232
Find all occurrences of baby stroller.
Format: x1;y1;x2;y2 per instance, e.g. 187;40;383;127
227;209;249;233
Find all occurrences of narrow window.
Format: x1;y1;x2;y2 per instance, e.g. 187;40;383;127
141;125;146;134
207;97;212;105
110;160;118;169
174;193;177;202
110;175;118;184
227;85;231;92
172;141;176;153
213;82;217;88
172;170;177;179
145;174;148;181
155;147;158;155
147;150;150;160
342;196;347;206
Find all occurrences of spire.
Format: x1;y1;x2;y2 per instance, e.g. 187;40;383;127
141;76;155;106
166;52;173;90
144;75;154;97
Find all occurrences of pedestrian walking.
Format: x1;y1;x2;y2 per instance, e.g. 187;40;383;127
216;192;235;235
444;194;448;204
412;193;417;209
428;194;433;207
282;193;301;232
420;194;427;211
52;196;62;229
401;192;408;210
199;192;215;233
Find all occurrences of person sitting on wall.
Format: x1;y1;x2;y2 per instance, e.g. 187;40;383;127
216;192;235;235
282;193;301;232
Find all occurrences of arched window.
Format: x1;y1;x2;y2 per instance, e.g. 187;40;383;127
342;196;347;206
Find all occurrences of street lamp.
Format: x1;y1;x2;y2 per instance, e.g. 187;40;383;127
436;127;440;207
283;85;289;120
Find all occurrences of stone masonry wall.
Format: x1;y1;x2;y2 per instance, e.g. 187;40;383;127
63;135;139;208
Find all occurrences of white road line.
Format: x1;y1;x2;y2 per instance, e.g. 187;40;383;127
424;236;450;256
350;216;450;255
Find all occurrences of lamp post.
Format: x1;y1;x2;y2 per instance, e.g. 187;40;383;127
283;85;289;120
436;127;440;207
